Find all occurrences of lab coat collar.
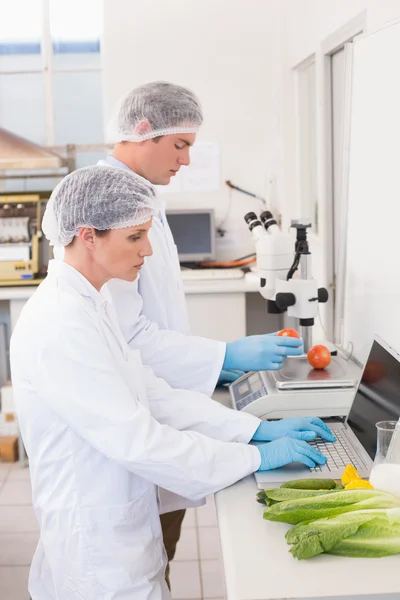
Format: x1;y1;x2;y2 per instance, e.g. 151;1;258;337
103;155;133;173
100;156;165;214
47;260;108;310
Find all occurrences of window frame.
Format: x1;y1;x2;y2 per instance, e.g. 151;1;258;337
0;0;102;145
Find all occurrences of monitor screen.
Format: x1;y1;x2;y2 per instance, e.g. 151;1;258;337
166;211;214;261
347;339;400;459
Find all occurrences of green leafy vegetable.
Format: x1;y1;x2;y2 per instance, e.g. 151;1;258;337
263;489;400;524
286;508;400;559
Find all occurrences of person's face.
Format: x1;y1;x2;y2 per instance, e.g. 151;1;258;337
93;220;153;283
138;132;196;185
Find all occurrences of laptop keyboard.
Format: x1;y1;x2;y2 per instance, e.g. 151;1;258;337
309;428;365;473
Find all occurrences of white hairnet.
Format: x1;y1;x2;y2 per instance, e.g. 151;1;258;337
107;81;203;143
42;165;158;247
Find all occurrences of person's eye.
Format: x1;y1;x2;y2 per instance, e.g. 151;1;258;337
129;235;141;242
175;144;185;150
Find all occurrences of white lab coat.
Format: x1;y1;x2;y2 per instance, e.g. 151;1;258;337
52;156;232;513
53;158;225;395
10;260;260;600
98;156;226;397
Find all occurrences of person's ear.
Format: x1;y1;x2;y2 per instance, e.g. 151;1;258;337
78;227;96;249
134;119;153;140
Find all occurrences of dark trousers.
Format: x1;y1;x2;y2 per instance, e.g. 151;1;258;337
160;509;186;589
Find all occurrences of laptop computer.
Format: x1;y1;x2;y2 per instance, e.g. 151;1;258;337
254;335;400;488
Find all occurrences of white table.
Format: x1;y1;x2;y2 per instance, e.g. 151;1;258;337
0;272;262;341
181;272;260;341
216;475;400;600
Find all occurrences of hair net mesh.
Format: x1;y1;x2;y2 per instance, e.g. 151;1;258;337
42;165;158;247
107;81;203;143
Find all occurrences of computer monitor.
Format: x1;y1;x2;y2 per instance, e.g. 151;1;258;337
165;209;215;263
346;336;400;459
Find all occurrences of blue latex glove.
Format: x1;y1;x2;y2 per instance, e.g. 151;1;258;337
224;333;303;372
252;417;336;442
217;369;245;386
256;437;327;471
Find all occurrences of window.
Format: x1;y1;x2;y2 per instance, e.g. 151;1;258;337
0;0;104;190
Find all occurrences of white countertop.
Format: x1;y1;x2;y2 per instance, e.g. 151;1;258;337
0;271;260;299
215;475;400;600
183;274;259;294
0;286;38;301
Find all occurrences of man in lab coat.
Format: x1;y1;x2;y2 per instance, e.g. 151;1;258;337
54;81;304;583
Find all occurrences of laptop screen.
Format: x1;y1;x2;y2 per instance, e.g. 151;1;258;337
347;338;400;459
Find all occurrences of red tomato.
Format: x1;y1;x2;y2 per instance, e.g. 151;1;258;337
307;345;331;370
277;328;301;339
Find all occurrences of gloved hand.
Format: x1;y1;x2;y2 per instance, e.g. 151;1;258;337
252;417;336;442
224;333;303;372
217;369;245;386
256;437;327;471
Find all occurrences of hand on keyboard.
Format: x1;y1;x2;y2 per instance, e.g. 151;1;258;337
252;417;336;443
309;429;365;473
256;437;327;471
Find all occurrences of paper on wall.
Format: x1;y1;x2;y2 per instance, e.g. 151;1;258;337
157;141;220;194
181;141;220;192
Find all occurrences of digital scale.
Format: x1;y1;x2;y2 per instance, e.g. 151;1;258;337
229;355;361;420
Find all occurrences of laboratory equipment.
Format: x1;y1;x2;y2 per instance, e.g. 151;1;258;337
230;361;360;420
244;212;328;352
237;210;353;418
0;194;42;282
166;209;215;263
252;335;399;487
369;421;400;495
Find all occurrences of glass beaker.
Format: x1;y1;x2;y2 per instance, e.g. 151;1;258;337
369;421;400;496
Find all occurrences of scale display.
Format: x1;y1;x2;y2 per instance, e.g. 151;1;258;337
232;372;268;411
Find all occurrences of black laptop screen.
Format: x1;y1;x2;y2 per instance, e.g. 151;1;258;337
347;339;400;459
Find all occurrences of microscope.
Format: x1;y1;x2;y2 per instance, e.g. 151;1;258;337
228;211;361;420
244;211;328;353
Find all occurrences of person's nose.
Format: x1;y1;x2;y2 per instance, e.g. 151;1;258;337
139;238;153;258
178;147;190;167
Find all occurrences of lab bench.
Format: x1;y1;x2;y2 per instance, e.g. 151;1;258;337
0;271;281;341
215;475;400;599
211;389;400;600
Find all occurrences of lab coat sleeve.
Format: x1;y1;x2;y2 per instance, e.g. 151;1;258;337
105;278;225;397
31;317;260;501
143;365;260;443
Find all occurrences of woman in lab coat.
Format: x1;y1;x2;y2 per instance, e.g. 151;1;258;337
11;165;330;600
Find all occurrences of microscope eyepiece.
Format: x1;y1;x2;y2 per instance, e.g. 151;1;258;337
260;211;277;230
244;212;262;232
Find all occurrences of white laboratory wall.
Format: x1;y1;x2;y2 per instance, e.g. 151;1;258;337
101;0;400;339
101;0;282;261
277;0;400;341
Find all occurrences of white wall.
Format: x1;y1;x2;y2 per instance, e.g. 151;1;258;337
102;0;400;338
278;0;400;340
102;0;282;260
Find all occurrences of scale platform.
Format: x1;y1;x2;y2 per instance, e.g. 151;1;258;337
229;354;361;419
271;356;359;390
